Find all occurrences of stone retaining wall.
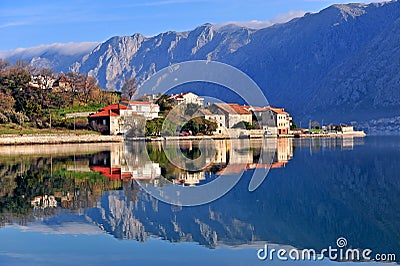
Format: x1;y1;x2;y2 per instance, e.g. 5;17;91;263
0;134;123;145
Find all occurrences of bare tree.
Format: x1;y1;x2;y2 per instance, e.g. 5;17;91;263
121;77;138;100
81;74;99;104
0;59;10;73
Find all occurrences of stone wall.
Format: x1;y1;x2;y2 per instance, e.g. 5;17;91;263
0;134;123;145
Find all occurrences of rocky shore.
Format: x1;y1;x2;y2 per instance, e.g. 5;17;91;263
0;134;123;145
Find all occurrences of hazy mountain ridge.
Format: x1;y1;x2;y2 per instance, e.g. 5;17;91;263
0;42;98;72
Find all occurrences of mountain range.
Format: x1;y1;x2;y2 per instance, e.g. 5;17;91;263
1;1;400;130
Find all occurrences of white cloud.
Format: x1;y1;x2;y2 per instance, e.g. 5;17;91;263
0;21;28;29
215;10;306;30
0;42;99;59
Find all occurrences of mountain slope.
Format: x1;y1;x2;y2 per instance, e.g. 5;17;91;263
224;1;400;123
72;1;400;127
2;1;399;128
73;24;255;91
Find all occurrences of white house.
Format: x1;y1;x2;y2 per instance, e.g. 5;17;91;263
199;109;227;135
169;92;204;106
120;101;160;120
251;106;292;135
89;101;160;135
210;103;252;128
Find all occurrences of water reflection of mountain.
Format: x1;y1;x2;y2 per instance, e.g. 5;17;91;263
0;138;399;262
83;137;399;261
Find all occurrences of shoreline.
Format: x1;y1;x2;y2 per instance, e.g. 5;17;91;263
0;131;366;146
0;134;123;146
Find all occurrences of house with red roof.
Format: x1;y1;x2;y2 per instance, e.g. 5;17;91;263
210;103;252;128
88;101;159;135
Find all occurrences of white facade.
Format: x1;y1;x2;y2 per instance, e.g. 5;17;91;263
199;109;228;135
169;92;204;106
123;101;160;120
211;103;252;129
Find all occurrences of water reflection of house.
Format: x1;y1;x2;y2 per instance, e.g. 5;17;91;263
90;149;132;180
173;172;206;186
88;139;294;186
228;139;253;165
274;138;293;167
217;139;294;175
341;137;354;150
89;144;161;183
31;195;57;209
214;140;228;165
131;163;161;181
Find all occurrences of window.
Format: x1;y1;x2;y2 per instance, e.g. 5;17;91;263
103;119;107;125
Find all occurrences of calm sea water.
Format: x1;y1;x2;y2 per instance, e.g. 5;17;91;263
0;137;398;265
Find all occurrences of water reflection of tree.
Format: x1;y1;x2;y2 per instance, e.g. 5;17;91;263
0;155;123;225
146;141;224;182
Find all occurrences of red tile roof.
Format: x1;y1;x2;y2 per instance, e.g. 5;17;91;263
169;92;190;99
100;104;130;111
121;100;153;105
90;166;132;180
89;110;119;118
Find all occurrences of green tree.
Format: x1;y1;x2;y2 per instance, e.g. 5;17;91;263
145;118;165;136
181;117;217;135
233;121;255;130
290;120;297;130
155;94;174;114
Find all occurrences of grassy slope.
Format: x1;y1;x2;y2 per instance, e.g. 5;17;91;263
0;123;99;135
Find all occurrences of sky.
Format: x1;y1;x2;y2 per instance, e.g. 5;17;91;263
0;0;380;51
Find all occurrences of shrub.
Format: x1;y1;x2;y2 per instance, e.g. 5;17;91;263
0;113;8;124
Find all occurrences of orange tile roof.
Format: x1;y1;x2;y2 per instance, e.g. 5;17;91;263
214;103;251;115
252;106;288;115
268;107;288;115
252;106;270;112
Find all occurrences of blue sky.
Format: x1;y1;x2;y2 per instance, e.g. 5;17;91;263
0;0;378;50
